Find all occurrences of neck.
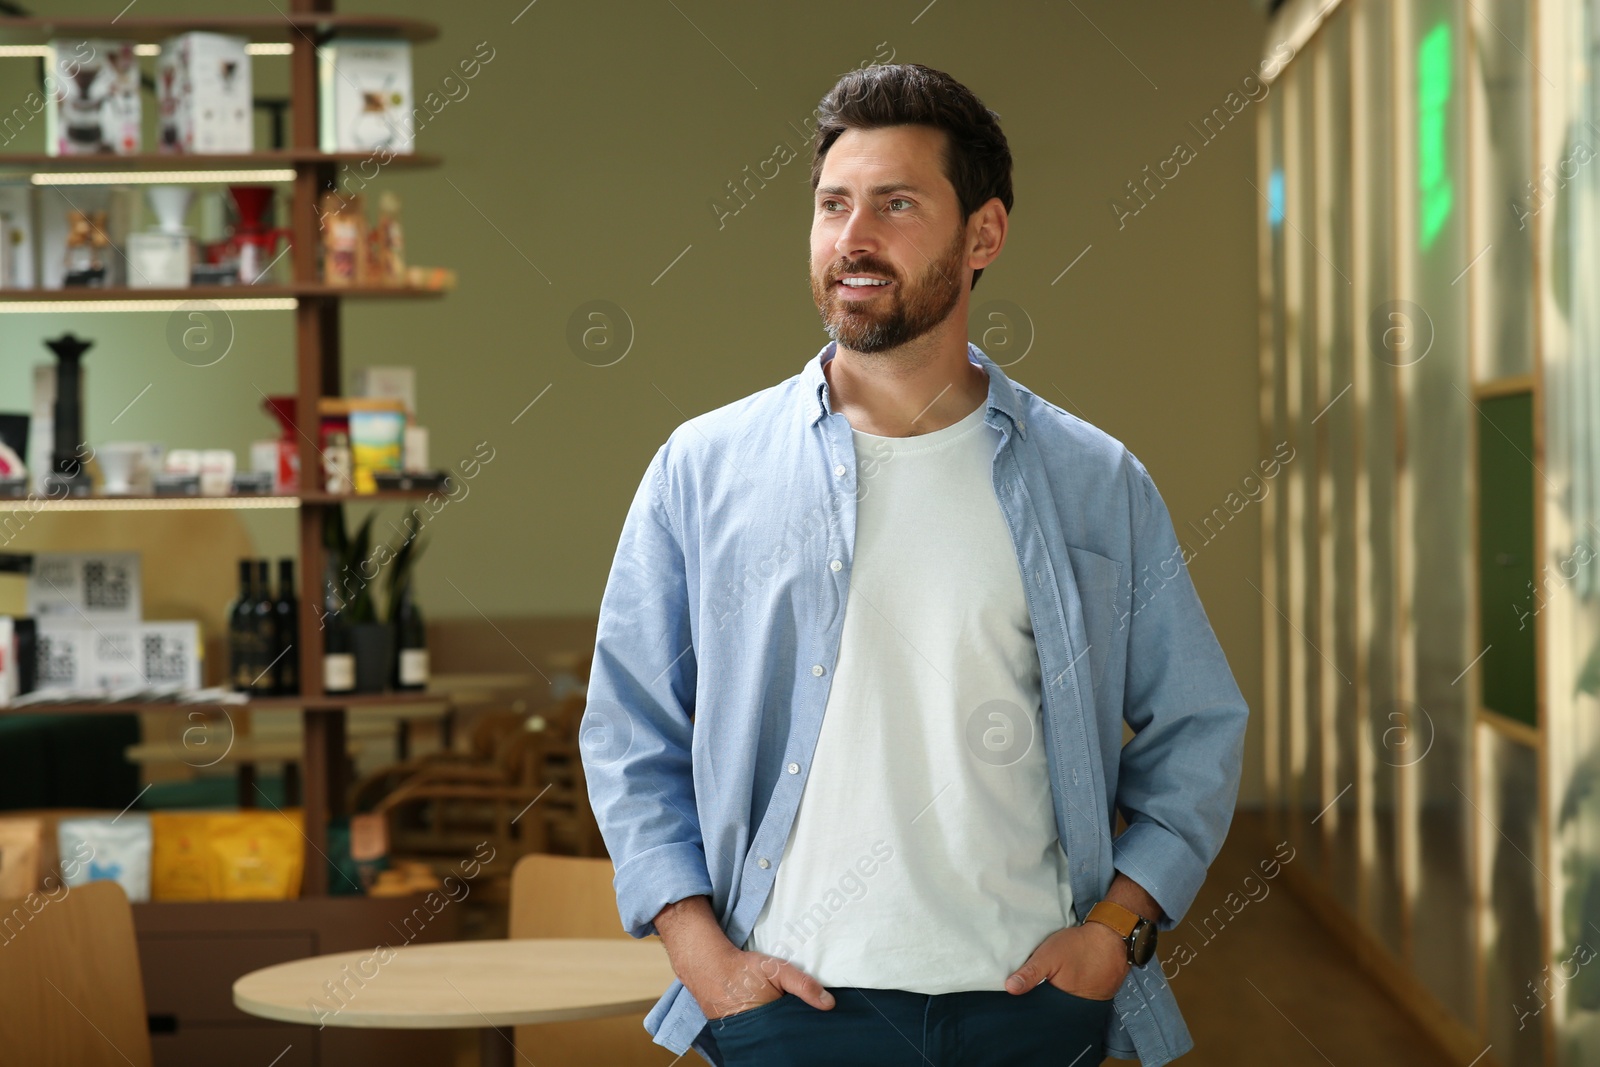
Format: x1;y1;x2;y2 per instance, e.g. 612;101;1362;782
824;319;988;437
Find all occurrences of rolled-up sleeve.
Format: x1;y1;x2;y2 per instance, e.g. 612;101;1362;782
582;444;712;938
1111;455;1250;930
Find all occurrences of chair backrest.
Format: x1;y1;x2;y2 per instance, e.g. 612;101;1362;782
0;879;153;1067
509;852;626;940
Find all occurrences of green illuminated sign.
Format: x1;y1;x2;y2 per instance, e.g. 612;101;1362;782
1418;22;1453;250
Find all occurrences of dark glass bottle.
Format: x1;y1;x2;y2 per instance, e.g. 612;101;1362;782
251;560;277;696
230;559;257;691
391;585;428;691
274;559;300;697
323;566;355;694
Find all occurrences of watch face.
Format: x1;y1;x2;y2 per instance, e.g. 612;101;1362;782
1130;921;1158;966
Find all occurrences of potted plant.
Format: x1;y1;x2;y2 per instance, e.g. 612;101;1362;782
325;506;389;693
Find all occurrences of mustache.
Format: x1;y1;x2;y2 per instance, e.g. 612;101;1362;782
828;261;897;282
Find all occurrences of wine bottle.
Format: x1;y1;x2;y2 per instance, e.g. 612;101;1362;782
229;559;256;692
322;563;355;694
392;585;428;691
251;560;277;696
274;558;300;697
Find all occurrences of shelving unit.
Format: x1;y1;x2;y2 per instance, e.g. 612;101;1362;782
0;151;442;170
0;1;446;899
0;284;447;301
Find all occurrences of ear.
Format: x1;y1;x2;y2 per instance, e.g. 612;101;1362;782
967;197;1009;273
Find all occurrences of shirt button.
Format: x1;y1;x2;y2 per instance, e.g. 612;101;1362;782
787;762;800;774
834;464;846;477
758;857;771;869
811;664;825;676
829;559;842;572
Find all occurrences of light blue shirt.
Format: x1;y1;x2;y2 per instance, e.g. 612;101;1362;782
581;339;1249;1065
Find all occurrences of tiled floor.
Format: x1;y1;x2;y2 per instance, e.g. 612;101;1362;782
1153;809;1456;1067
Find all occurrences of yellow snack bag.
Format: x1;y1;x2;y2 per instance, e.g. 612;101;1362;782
206;810;305;901
150;812;214;902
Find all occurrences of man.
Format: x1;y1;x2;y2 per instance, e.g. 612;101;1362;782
582;62;1248;1066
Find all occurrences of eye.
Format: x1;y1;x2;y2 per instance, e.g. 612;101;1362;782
886;197;913;211
820;198;844;212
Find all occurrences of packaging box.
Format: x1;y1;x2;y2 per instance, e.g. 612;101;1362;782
57;814;151;902
349;406;405;494
317;39;414;153
0;616;14;707
207;810;305;900
127;231;191;288
158;32;253;154
0;817;42;897
46;40;140;156
353;365;415;414
33;625;91;691
0;184;38;289
37;184;136;289
149;811;214;901
28;551;142;624
82;620;202;691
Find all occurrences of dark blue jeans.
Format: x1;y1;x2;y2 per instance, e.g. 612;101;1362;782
705;982;1112;1066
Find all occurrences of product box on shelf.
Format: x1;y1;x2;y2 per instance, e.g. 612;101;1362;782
56;813;151;902
0;184;38;290
84;620;203;691
0;616;13;707
27;551;141;624
0;816;42;897
33;625;90;691
317;39;414;154
37;185;136;289
157;32;253;154
45;40;141;156
353;365;415;413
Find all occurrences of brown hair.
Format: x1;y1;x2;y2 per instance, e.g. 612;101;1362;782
810;63;1013;290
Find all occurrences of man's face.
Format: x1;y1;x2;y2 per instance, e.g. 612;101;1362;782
810;125;970;354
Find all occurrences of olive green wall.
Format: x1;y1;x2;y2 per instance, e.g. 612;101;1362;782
0;1;1269;802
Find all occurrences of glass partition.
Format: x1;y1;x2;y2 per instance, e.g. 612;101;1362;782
1399;0;1476;1022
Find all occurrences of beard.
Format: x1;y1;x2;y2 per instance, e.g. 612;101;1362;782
811;224;966;354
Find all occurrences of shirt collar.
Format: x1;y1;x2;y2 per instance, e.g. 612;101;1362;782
801;339;1027;439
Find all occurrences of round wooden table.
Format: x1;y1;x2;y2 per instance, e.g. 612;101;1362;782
234;938;676;1067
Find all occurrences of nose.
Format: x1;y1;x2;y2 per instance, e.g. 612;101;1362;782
835;201;882;262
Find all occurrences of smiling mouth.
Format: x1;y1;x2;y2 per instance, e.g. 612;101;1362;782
835;277;894;295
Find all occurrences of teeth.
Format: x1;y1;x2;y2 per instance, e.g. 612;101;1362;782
840;278;889;286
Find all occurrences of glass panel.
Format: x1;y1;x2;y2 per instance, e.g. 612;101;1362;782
1479;725;1545;1067
1356;0;1406;953
1401;0;1476;1021
1546;1;1600;1063
1468;0;1536;382
1281;61;1319;868
1293;48;1326;876
1318;9;1362;909
1266;64;1290;829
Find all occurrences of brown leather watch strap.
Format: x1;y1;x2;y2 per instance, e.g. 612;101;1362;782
1085;899;1141;940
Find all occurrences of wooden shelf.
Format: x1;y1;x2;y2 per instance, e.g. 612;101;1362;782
0;0;455;898
0;284;448;302
2;691;448;715
6;489;440;511
0;15;439;44
0;151;441;172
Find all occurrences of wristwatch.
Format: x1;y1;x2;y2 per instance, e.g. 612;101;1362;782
1085;900;1158;966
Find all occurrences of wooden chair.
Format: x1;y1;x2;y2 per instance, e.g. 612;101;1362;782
350;696;559;864
509;853;680;1065
0;880;153;1067
525;695;607;858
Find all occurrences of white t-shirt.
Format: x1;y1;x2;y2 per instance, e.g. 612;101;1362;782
743;398;1075;992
